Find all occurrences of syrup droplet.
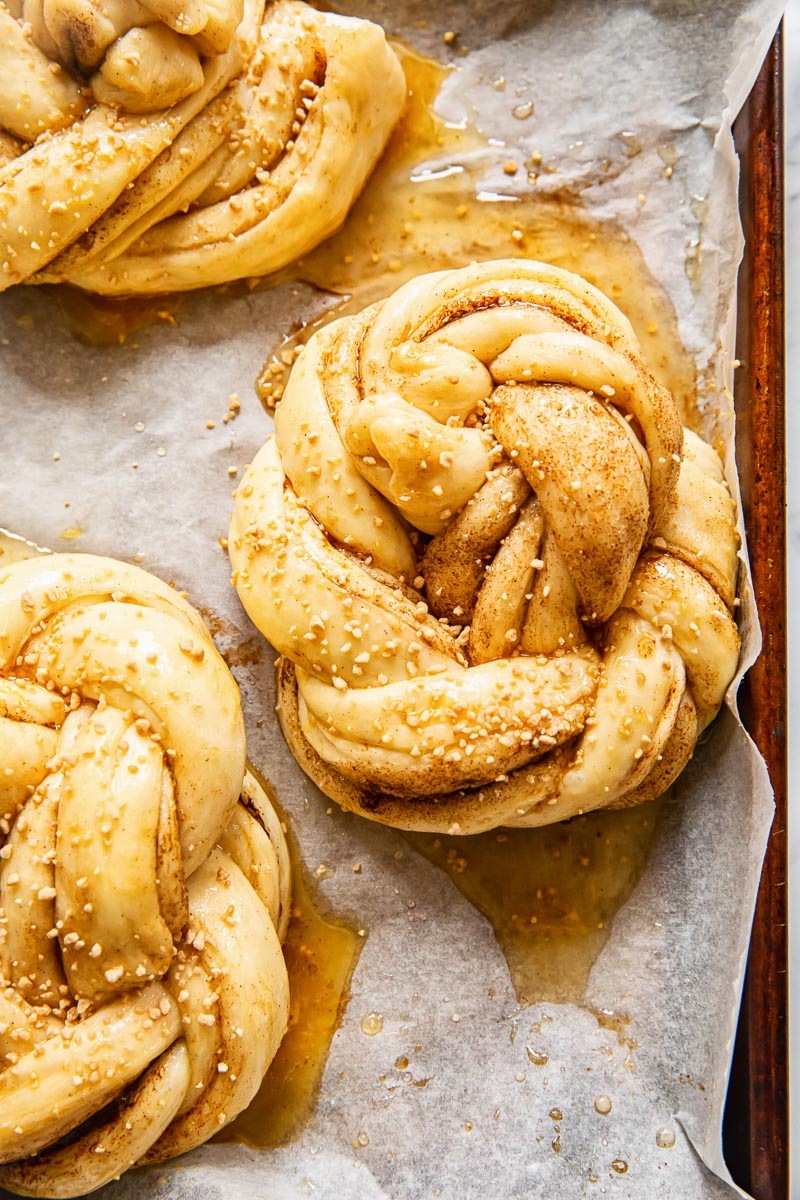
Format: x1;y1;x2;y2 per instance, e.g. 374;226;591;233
526;1046;548;1066
360;1012;384;1037
512;100;534;119
656;1126;676;1148
619;130;642;157
394;1055;409;1070
611;1159;629;1174
594;1095;612;1115
549;1107;563;1122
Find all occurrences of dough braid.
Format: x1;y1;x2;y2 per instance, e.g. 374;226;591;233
0;552;290;1197
0;0;404;294
230;260;741;834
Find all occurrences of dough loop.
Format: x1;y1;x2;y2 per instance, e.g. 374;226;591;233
230;260;741;833
0;553;290;1196
0;0;404;293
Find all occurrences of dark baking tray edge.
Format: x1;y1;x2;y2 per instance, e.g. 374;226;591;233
723;26;788;1200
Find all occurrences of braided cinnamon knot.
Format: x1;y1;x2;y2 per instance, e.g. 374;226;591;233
0;0;404;293
0;553;290;1197
230;260;741;834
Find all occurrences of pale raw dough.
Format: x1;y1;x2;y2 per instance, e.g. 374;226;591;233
229;259;741;833
0;552;291;1198
0;0;405;293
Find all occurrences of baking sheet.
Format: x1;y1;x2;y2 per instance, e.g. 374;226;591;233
0;1;785;1196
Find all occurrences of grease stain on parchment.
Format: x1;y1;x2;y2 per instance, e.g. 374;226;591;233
405;798;665;1008
255;45;698;426
216;769;363;1150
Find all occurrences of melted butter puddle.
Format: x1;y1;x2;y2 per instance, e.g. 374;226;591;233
405;797;665;1008
257;44;698;425
49;46;697;427
49;285;183;347
215;769;362;1150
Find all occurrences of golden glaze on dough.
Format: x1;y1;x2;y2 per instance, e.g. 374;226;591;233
0;0;404;293
0;553;290;1197
230;260;741;833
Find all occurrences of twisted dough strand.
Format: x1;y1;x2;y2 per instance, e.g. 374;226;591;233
230;259;741;833
0;553;290;1197
0;0;405;294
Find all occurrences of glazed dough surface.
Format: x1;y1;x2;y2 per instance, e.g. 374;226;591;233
230;259;741;833
0;0;405;293
0;552;290;1197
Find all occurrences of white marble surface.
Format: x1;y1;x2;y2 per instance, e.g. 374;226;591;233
785;0;798;1192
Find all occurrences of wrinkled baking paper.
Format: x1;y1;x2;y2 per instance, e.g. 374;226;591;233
0;1;785;1196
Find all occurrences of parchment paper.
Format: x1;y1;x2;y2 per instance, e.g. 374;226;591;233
0;2;785;1196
